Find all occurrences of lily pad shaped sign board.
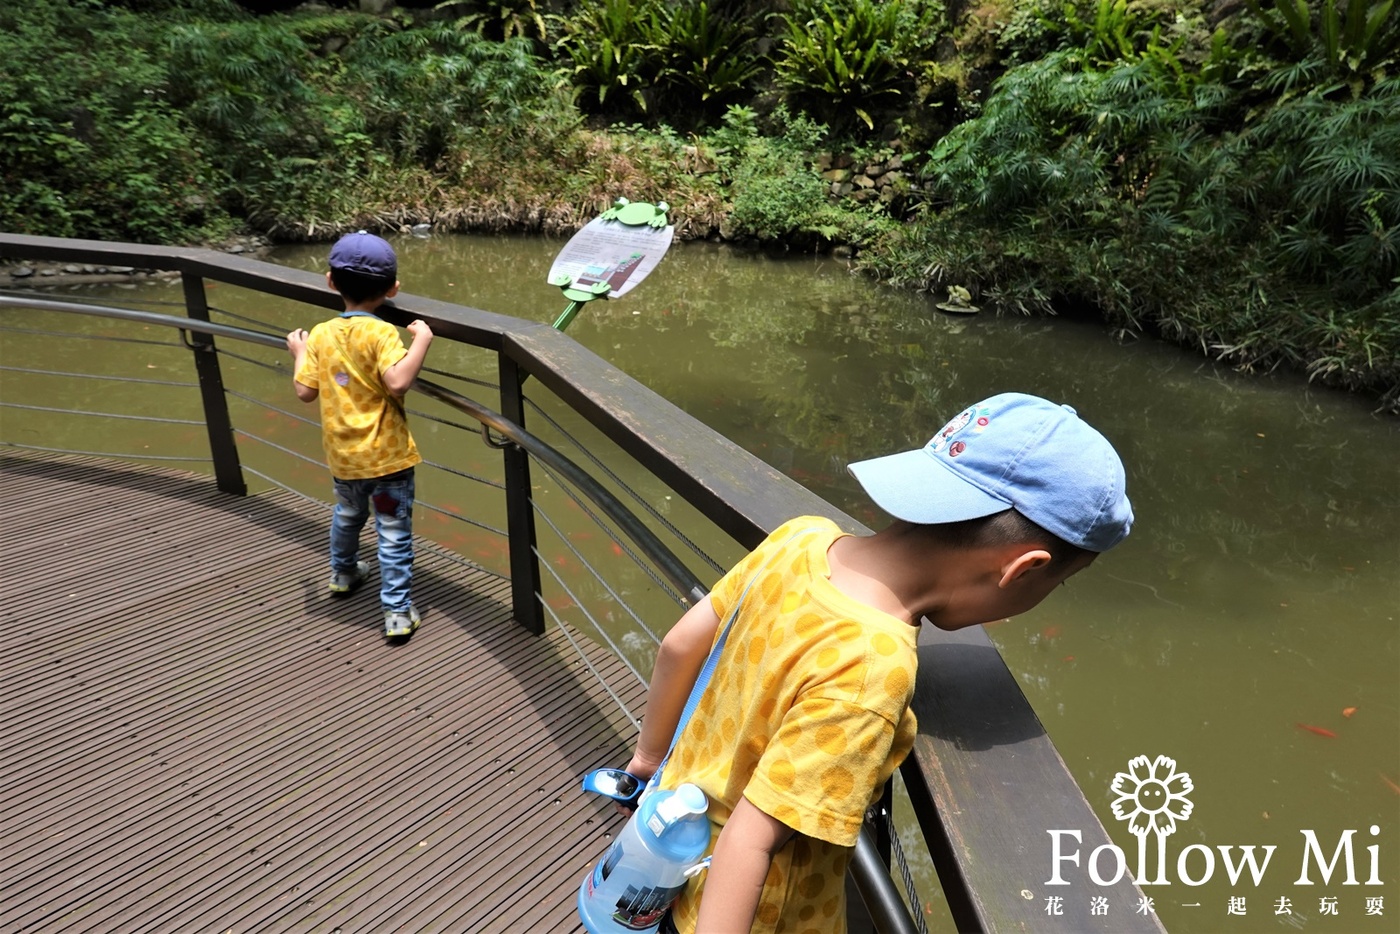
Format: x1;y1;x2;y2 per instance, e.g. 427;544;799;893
548;216;674;300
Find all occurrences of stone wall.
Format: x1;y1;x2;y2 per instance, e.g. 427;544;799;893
817;144;912;210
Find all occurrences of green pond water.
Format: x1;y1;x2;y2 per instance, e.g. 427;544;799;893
2;232;1396;932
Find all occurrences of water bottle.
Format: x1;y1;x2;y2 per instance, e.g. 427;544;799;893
577;783;710;933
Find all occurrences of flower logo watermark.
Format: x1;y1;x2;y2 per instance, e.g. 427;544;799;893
1110;755;1194;884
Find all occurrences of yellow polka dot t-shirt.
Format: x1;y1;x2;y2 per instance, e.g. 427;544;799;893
294;316;420;480
662;517;919;934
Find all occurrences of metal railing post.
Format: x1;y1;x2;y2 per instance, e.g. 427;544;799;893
181;273;246;495
875;778;894;866
851;827;921;934
498;357;545;635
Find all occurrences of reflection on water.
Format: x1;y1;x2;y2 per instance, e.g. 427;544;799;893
4;232;1396;931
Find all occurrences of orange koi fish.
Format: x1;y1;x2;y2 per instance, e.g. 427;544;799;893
1296;723;1337;739
1342;707;1358;718
1382;774;1400;796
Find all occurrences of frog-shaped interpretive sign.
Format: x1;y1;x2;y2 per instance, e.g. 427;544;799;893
547;198;674;331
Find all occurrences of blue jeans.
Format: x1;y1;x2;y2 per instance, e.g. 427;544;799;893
330;467;415;614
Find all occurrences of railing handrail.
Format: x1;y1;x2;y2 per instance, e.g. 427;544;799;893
1;233;1166;933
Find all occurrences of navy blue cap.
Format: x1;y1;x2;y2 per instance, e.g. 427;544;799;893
328;230;397;279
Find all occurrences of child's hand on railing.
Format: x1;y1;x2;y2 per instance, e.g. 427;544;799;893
406;319;433;344
286;328;308;356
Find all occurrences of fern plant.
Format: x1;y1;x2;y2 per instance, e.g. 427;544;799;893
1061;0;1141;64
773;0;939;131
553;0;666;113
654;0;765;114
1247;0;1400;80
444;0;553;43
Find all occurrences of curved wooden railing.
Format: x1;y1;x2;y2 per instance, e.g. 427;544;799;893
0;233;1163;933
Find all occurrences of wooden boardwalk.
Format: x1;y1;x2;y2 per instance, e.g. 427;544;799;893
0;450;646;933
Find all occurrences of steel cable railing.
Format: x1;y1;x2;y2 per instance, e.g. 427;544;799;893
5;402;204;426
529;501;657;689
531;456;686;624
524;395;727;577
0;290;923;934
0;323;179;348
0;365;196;388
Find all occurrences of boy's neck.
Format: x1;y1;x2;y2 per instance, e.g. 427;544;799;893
827;531;939;625
828;525;1005;627
341;298;386;316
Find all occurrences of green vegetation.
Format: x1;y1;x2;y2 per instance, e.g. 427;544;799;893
0;1;225;244
772;0;942;130
1;0;1396;409
554;0;765;121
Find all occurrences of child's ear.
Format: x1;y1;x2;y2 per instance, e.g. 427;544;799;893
386;280;400;298
998;549;1052;588
326;271;339;293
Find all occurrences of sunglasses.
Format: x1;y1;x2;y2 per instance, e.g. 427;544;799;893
582;768;644;808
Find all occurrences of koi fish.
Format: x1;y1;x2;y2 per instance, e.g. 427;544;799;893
610;542;624;557
1041;625;1061;639
1342;707;1358;718
1382;774;1400;796
1296;723;1337;739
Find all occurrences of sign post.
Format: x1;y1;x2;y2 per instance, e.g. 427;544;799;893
547;198;674;332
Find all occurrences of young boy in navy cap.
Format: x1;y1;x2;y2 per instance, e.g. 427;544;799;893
286;231;434;639
622;392;1132;933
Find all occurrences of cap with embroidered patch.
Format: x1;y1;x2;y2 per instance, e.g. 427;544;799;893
328;230;397;280
847;392;1133;551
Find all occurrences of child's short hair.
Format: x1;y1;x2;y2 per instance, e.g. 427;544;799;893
920;509;1090;569
849;392;1133;552
329;267;396;304
328;230;397;303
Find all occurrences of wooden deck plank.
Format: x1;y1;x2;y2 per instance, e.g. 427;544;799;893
0;450;642;933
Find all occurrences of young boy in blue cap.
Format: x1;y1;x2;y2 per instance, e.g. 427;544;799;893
286;231;434;639
623;392;1133;933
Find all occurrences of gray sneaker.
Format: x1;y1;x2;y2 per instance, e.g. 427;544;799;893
384;605;421;639
328;560;371;595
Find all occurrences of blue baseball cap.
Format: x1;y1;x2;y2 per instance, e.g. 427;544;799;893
847;392;1133;552
328;230;397;279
